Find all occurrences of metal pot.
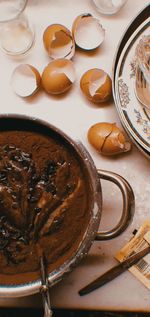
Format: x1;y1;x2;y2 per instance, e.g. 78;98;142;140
0;114;134;298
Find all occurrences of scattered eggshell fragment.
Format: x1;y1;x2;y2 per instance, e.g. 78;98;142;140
72;14;105;50
88;122;131;155
11;64;41;98
42;58;76;95
80;68;112;103
43;24;75;59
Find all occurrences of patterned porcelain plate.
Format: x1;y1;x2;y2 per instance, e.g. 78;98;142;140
113;4;150;158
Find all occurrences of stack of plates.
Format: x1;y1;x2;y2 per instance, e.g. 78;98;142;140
113;4;150;158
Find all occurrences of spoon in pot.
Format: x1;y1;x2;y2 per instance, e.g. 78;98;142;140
40;255;53;317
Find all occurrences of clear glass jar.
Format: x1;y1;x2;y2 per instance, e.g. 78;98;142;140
0;0;34;55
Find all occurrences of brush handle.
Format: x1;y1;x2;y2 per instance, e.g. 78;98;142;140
79;262;126;296
79;246;150;296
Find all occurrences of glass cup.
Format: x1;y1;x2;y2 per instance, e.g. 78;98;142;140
92;0;128;15
0;0;34;55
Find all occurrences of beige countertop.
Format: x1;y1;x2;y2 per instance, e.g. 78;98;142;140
0;0;149;312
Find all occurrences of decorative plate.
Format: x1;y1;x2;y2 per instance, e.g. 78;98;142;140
113;4;150;158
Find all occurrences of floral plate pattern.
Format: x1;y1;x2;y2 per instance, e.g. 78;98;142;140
113;4;150;158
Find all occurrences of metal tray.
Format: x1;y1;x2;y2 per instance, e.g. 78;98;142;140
113;4;150;158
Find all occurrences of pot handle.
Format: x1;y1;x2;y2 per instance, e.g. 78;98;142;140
95;169;135;241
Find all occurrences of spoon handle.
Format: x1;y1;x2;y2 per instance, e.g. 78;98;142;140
40;256;53;317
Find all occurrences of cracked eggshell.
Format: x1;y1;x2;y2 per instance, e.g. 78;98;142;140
43;24;75;60
11;64;41;98
80;68;112;103
88;122;131;155
41;58;76;95
72;14;105;50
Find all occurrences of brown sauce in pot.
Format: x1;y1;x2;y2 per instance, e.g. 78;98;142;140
0;129;92;283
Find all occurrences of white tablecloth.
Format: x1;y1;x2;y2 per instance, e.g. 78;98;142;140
0;0;149;312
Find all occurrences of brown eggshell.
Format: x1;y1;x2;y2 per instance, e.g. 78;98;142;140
87;122;131;155
29;65;41;87
80;68;112;103
72;14;105;50
102;124;126;155
88;122;113;151
11;64;41;98
42;59;75;95
43;24;75;59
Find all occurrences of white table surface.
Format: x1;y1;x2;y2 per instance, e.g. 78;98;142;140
0;0;150;312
